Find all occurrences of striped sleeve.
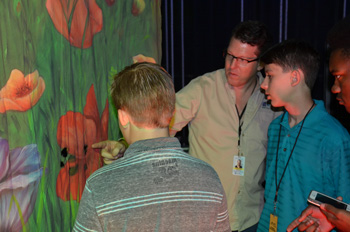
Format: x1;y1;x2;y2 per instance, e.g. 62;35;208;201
214;192;231;232
73;183;102;232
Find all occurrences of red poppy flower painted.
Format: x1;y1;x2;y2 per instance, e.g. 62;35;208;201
105;0;116;6
56;85;109;201
46;0;103;48
0;69;45;113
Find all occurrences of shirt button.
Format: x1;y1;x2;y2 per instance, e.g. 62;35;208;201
283;148;287;151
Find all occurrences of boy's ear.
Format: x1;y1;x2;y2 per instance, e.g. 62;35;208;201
118;109;130;128
290;69;301;87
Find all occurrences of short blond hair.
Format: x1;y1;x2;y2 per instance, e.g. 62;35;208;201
110;62;175;128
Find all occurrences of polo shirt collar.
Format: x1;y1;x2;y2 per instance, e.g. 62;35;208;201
280;99;326;130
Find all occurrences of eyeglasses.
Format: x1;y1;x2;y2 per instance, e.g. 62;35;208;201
224;51;259;67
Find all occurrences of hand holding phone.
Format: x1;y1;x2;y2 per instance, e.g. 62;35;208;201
286;205;334;232
320;201;350;232
307;190;350;212
287;192;349;232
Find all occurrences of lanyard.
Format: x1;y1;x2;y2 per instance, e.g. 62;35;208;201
273;101;315;213
236;104;247;147
235;79;258;148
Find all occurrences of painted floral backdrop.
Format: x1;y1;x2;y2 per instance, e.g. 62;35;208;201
0;0;161;231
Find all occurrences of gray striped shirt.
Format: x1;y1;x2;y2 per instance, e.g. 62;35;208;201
74;137;230;232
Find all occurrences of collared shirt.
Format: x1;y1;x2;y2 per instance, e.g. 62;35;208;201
258;100;350;232
73;137;230;232
170;69;281;231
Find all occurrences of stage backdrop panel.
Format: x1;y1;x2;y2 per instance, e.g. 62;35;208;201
0;0;161;231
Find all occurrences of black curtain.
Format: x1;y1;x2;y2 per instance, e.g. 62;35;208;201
162;0;350;131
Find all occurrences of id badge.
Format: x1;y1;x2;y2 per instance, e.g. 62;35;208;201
232;156;245;176
269;214;278;232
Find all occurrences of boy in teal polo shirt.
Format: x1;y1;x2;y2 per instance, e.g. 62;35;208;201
257;40;350;232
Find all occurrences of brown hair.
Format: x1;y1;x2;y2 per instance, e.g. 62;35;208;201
261;40;320;90
110;62;175;128
230;20;272;56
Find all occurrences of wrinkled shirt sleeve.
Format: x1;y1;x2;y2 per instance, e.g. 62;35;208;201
326;137;350;203
169;79;202;136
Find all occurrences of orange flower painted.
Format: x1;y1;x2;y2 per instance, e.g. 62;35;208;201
132;0;145;16
56;85;109;202
0;69;45;113
46;0;103;48
132;54;156;64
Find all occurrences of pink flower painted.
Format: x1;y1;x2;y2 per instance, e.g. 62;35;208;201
0;138;43;231
0;69;45;113
46;0;103;48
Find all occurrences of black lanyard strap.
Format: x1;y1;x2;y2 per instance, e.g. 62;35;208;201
274;101;315;209
236;78;258;147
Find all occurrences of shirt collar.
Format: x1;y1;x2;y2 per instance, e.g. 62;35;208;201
280;99;326;130
124;137;183;157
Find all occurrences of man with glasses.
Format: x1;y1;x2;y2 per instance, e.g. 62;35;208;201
93;21;281;232
169;20;281;232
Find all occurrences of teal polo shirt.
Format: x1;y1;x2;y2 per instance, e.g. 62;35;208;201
258;100;350;232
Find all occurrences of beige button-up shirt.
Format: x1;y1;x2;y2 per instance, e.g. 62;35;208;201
170;69;281;231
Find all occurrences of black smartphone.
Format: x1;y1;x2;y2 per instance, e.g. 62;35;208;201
307;190;350;212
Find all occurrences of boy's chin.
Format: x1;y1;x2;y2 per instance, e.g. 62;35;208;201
271;102;285;109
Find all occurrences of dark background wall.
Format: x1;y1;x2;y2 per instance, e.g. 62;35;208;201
161;0;350;137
